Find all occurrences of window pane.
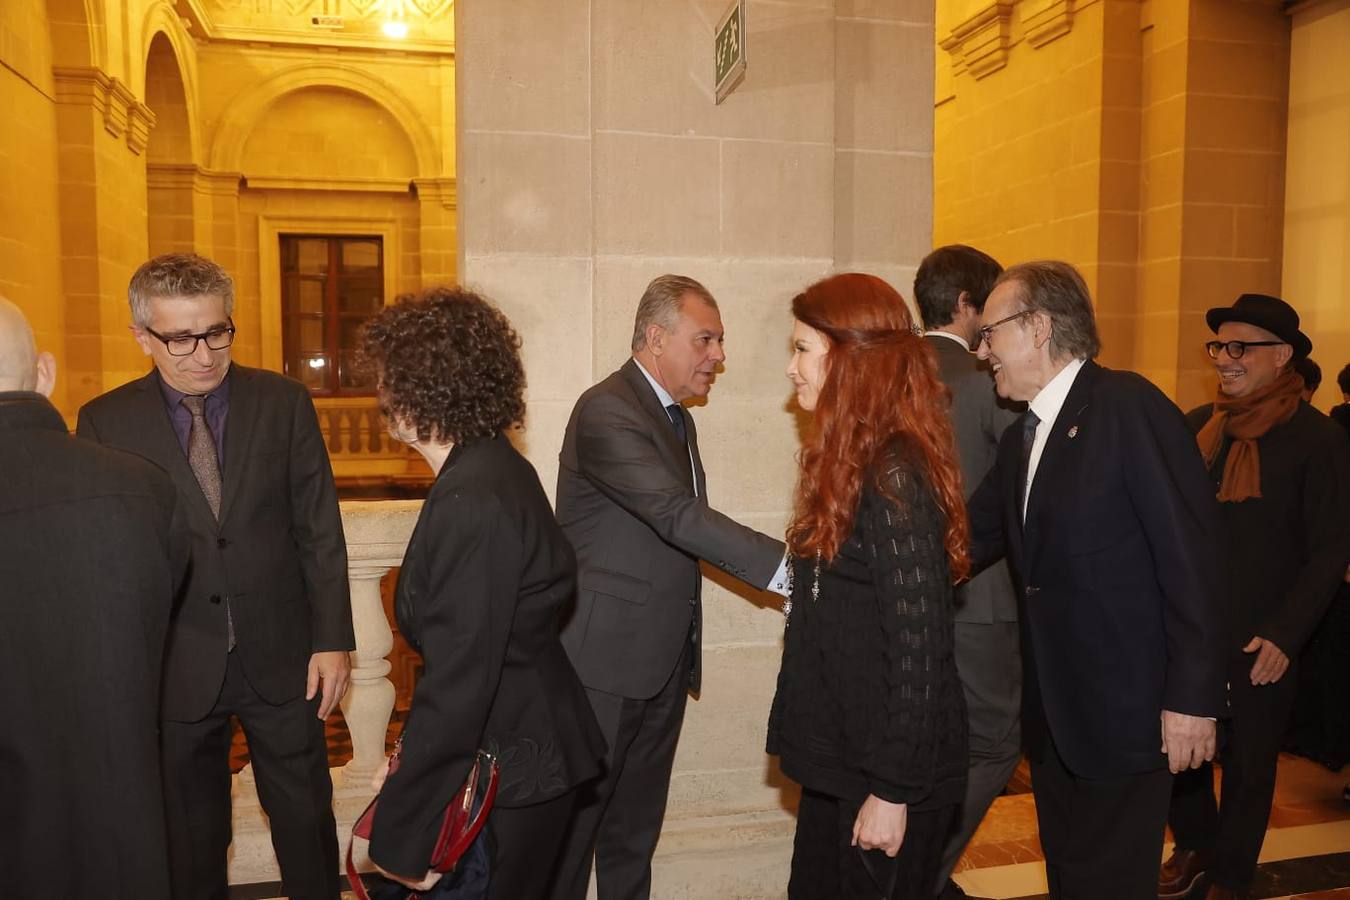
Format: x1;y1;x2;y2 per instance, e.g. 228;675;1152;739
342;240;380;272
295;239;329;275
338;276;382;314
283;277;325;315
295;353;330;390
290;316;326;353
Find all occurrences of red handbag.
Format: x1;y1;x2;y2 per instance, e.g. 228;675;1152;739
346;736;500;900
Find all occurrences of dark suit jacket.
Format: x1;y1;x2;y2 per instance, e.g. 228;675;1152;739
556;359;785;699
369;435;605;879
77;365;354;721
0;392;186;898
968;360;1225;778
926;333;1021;623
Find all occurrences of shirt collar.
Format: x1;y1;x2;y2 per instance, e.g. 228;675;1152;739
924;330;971;352
155;365;233;409
633;358;678;409
1028;357;1086;430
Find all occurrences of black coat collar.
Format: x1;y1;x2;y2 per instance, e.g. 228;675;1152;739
0;392;66;432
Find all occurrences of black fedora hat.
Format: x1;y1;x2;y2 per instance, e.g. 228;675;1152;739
1206;293;1312;359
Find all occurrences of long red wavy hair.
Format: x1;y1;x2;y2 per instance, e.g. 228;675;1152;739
786;273;970;583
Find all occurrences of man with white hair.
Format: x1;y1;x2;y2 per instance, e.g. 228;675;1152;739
0;297;186;898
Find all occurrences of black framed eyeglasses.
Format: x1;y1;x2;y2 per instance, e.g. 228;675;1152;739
144;320;236;357
976;309;1033;347
1204;340;1283;360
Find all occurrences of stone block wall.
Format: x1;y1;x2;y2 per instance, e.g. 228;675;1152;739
456;2;936;894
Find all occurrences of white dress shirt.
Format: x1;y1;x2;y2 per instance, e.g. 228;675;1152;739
924;329;972;352
1022;357;1086;521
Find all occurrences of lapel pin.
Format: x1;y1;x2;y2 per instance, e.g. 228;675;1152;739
1067;425;1079;439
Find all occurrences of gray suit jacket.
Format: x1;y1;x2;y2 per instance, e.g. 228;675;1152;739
926;334;1021;624
556;359;785;699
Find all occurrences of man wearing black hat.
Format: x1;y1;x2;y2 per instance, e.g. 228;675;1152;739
1158;294;1350;900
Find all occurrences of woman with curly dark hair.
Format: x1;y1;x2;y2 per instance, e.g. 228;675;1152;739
766;273;971;898
359;287;605;899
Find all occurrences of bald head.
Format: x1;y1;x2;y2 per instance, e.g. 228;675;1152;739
0;297;56;396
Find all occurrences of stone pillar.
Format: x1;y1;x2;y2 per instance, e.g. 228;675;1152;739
456;4;935;896
413;176;458;288
52;66;155;404
1284;0;1350;408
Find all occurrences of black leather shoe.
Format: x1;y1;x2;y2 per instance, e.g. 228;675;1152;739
1159;847;1210;898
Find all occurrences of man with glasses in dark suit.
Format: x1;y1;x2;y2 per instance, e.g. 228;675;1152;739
78;253;354;900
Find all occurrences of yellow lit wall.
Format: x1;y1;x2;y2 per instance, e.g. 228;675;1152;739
934;0;1289;408
0;0;67;410
1283;0;1350;410
0;0;456;428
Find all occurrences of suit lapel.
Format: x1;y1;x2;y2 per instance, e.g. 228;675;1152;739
218;365;261;525
619;360;696;494
134;373;217;523
685;408;709;505
1023;360;1100;570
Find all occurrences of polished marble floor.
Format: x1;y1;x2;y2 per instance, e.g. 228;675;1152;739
953;754;1350;899
230;754;1350;899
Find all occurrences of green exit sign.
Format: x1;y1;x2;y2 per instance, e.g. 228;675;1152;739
715;0;746;104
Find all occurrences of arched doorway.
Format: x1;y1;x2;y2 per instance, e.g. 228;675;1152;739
144;32;195;257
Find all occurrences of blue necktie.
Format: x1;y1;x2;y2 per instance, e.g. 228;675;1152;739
665;403;687;444
1018;410;1040;521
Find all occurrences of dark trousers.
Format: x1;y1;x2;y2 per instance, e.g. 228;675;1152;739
486;790;578;900
789;788;957;900
548;642;692;900
1169;657;1299;889
1031;735;1172;899
161;652;338;900
935;620;1022;892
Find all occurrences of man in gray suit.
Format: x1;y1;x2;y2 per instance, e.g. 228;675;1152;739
915;245;1023;899
550;274;789;900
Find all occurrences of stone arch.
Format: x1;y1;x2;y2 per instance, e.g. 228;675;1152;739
46;0;105;69
143;33;196;166
139;3;201;164
209;65;439;178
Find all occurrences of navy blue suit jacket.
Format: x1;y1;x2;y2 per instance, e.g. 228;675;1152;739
968;360;1226;778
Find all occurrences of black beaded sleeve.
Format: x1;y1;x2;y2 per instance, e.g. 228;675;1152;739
857;450;961;806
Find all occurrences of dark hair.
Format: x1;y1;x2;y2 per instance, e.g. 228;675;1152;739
913;244;1003;328
129;253;235;326
1338;363;1350;396
993;261;1101;360
359;287;526;443
1294;357;1321;394
787;273;970;582
631;274;718;352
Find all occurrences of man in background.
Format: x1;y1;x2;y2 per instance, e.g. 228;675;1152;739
914;245;1023;900
78;254;354;900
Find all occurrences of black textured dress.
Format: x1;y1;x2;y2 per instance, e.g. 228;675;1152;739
768;446;969;899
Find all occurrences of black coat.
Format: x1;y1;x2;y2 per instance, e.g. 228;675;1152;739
0;392;187;898
1185;401;1350;655
968;361;1226;778
369;435;606;880
77;365;354;720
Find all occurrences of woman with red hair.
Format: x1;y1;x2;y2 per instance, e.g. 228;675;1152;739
767;273;972;898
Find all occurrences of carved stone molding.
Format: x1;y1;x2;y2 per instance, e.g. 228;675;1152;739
413;176;457;211
940;0;1082;81
1023;0;1076;49
52;67;157;155
940;2;1017;80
